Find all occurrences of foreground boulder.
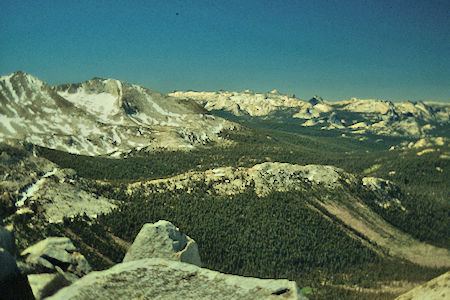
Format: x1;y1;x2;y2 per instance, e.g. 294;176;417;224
123;220;202;267
47;258;305;300
21;237;91;277
20;237;91;299
27;269;75;300
395;271;449;300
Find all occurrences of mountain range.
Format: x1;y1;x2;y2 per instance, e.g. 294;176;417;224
1;71;448;157
170;90;449;138
0;71;234;156
0;71;449;299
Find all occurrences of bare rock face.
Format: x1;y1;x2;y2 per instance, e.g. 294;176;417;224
47;258;305;300
169;90;306;117
395;271;449;300
123;220;201;267
170;90;450;139
249;163;349;193
362;177;405;210
130;162;354;198
0;142;117;224
20;237;91;299
27;271;73;300
21;237;91;277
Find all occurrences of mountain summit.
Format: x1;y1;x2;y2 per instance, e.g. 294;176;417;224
0;72;234;156
170;90;449;138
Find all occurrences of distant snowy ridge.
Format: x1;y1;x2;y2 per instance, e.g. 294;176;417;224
0;71;235;156
170;91;450;138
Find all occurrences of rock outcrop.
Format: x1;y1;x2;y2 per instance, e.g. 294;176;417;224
47;258;304;300
27;271;73;300
395;271;449;300
170;90;305;117
0;216;89;299
47;221;305;299
123;220;202;267
391;137;448;151
249;163;349;192
20;237;91;299
129;162;354;197
170;90;450;139
0;142;117;223
362;177;405;210
21;237;91;277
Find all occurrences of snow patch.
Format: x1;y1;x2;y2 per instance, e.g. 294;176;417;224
1;76;19;103
16;168;58;207
0;116;18;134
59;90;120;123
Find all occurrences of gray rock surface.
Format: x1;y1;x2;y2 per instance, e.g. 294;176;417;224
130;162;355;198
395;271;449;300
0;143;117;224
28;272;71;300
123;220;201;267
362;177;405;210
47;258;305;300
21;237;91;276
19;237;91;299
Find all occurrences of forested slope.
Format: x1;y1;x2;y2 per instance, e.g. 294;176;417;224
31;121;448;299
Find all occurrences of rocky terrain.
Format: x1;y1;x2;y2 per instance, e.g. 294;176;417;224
0;71;235;156
128;162;354;196
170;89;305;116
170;90;450;138
122;220;201;266
1;216;92;299
395;271;449;300
49;220;304;300
1;71;449;299
2;141;447;298
0;141;117;225
128;162;450;268
1;218;305;299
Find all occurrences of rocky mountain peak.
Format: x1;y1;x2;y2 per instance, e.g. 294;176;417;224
1;71;47;94
56;77;121;96
268;89;280;94
309;95;324;106
0;73;235;156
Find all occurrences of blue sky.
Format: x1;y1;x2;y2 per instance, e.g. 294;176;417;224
1;0;449;102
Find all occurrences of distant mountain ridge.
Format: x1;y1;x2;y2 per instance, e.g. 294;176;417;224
0;71;235;156
1;71;448;157
169;90;450;138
